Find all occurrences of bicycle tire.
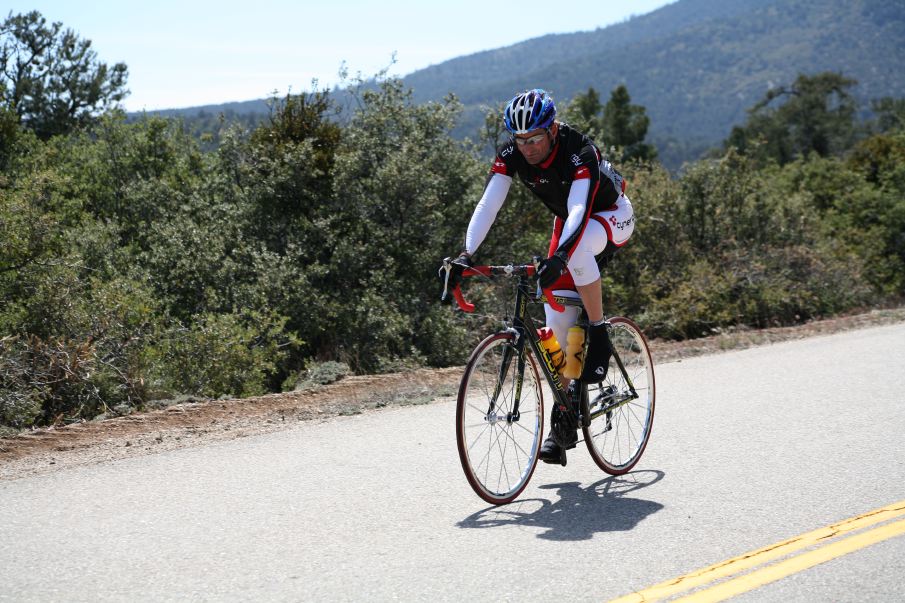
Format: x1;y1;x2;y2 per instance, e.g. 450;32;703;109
456;332;544;505
582;316;655;475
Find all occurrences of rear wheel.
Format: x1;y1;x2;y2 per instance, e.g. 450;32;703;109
582;316;655;475
456;332;544;505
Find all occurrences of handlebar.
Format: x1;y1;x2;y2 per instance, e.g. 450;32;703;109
439;258;565;313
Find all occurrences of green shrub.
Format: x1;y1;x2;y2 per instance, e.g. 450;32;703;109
147;310;297;399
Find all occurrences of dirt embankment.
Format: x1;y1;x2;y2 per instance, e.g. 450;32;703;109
2;308;904;480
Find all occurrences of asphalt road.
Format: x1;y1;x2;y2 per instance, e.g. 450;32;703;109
2;323;905;602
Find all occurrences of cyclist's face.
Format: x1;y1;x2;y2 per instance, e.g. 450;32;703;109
514;124;556;164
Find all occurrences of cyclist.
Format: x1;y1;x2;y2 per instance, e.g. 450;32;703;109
442;88;635;464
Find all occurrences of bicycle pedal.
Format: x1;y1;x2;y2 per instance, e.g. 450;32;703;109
559;448;567;466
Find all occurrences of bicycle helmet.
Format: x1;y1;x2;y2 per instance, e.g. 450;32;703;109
504;89;556;134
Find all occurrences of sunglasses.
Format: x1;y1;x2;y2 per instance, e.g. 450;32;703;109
514;132;549;147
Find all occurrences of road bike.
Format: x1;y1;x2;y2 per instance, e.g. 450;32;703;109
440;259;655;505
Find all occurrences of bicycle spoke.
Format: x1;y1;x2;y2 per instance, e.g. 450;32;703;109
503;425;524;482
485;421;508;492
513;420;538;436
496;427;511;493
466;422;492;452
474;429;492;474
466;401;491;416
497;423;533;458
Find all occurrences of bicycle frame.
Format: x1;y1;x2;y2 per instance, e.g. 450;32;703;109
444;261;639;423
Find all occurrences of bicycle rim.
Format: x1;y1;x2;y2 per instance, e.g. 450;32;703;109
456;332;544;505
583;316;655;475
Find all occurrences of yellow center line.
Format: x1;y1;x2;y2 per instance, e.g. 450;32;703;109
608;499;905;603
676;517;905;602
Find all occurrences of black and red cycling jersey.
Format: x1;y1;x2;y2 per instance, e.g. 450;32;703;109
486;123;625;259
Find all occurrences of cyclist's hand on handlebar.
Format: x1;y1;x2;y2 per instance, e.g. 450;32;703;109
536;253;567;290
438;252;473;303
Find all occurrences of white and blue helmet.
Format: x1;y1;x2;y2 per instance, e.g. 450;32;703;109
504;89;557;134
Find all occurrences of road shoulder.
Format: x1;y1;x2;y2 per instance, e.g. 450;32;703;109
2;307;904;480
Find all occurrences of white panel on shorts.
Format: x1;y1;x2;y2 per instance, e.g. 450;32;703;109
597;195;635;246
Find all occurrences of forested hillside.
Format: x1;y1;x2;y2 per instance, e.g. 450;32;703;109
153;0;905;168
3;10;904;433
402;0;905;166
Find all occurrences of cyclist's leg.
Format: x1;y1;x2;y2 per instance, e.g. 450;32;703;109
576;281;604;323
566;211;609;320
541;276;580;457
569;195;635;287
543;290;580;357
543;215;582;363
591;194;635;252
546;194;636;326
540;223;582;464
573;195;636;381
568;224;610;380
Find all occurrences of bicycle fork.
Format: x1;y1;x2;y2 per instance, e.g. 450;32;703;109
484;332;525;424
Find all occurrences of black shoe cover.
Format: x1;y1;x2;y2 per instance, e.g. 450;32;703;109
540;432;575;465
581;323;612;382
539;433;560;462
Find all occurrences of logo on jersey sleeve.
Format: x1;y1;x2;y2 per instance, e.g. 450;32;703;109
574;166;590;179
491;157;509;175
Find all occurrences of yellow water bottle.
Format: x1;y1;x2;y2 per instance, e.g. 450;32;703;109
563;326;586;380
537;327;566;374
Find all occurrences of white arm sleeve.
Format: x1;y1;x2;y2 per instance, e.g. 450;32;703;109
557;178;591;251
464;173;512;255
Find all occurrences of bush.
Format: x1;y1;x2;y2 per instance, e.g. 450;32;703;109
146;310;297;399
284;360;351;392
638;245;872;339
0;274;169;427
0;334;103;426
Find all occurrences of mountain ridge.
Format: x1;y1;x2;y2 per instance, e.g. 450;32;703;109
138;0;905;167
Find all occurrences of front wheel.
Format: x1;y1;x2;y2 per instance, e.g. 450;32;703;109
583;316;655;475
456;332;544;505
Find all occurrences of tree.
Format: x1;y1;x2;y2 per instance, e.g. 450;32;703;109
0;11;128;139
870;97;905;134
726;72;857;164
563;85;657;163
561;87;605;142
602;85;657;163
0;103;21;172
245;89;342;254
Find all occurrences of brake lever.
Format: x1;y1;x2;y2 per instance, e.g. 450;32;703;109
439;257;452;304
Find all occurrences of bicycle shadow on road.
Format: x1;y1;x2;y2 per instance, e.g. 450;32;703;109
456;470;665;541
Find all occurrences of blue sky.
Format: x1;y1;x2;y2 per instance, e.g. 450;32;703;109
7;1;675;111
